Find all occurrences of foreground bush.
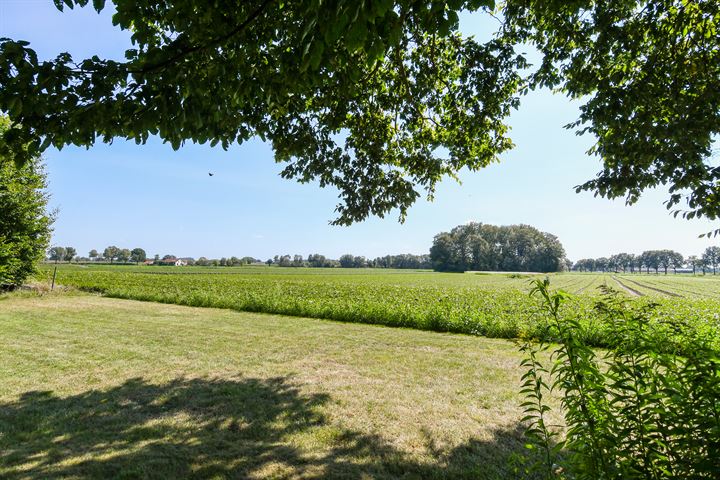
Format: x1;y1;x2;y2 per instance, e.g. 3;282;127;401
521;279;720;479
0;116;52;289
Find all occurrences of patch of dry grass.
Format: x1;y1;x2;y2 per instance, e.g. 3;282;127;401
0;293;555;479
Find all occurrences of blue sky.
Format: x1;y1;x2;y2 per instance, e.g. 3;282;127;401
1;1;717;261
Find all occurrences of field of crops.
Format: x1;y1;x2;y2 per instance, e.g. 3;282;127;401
43;265;720;352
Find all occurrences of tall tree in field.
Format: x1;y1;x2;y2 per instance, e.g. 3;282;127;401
620;253;634;273
48;246;66;263
63;247;77;262
608;255;620;273
669;251;684;274
339;255;355;269
640;251;660;274
637;253;648;274
116;248;131;263
594;257;609;273
1;1;719;228
275;255;292;267
687;255;699;275
626;254;637;274
103;246;120;263
0;116;52;288
575;259;596;272
702;246;720;275
573;259;587;272
130;248;146;264
307;254;323;267
657;251;672;275
654;250;683;275
353;256;368;268
89;249;99;261
610;254;634;273
429;233;458;272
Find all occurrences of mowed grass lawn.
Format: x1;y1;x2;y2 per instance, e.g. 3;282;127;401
0;292;548;480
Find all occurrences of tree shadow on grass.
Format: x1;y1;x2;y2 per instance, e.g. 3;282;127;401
0;376;533;479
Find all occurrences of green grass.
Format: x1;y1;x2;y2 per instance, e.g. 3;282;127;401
0;292;551;479
42;265;720;352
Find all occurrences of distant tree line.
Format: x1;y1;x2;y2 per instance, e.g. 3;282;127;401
49;246;148;264
339;255;366;268
194;256;259;266
47;246;143;264
269;254;334;267
265;253;431;269
44;247;433;270
429;223;567;273
49;241;719;275
573;246;720;275
370;254;431;269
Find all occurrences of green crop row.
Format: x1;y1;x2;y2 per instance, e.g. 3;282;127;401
42;266;720;353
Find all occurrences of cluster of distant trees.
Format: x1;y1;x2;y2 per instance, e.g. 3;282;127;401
266;253;431;269
48;246;148;264
47;246;77;263
269;254;336;267
194;256;260;266
573;247;720;275
370;254;431;269
429;223;567;273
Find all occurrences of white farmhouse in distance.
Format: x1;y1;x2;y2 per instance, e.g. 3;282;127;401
155;257;187;266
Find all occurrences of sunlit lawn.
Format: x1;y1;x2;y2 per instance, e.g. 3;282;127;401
0;292;548;479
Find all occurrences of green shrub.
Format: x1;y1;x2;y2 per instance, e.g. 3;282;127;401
521;279;720;479
0;116;53;289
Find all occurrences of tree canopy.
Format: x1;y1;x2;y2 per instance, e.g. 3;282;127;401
0;1;718;226
503;0;720;229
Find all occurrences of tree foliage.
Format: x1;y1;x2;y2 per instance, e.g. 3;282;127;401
63;246;77;262
503;0;720;229
339;254;368;268
429;222;566;272
2;1;717;225
371;253;431;269
0;0;520;225
103;245;120;263
48;246;66;262
702;246;720;274
0;117;52;288
130;248;147;264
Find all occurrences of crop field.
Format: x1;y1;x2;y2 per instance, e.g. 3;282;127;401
42;265;720;352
